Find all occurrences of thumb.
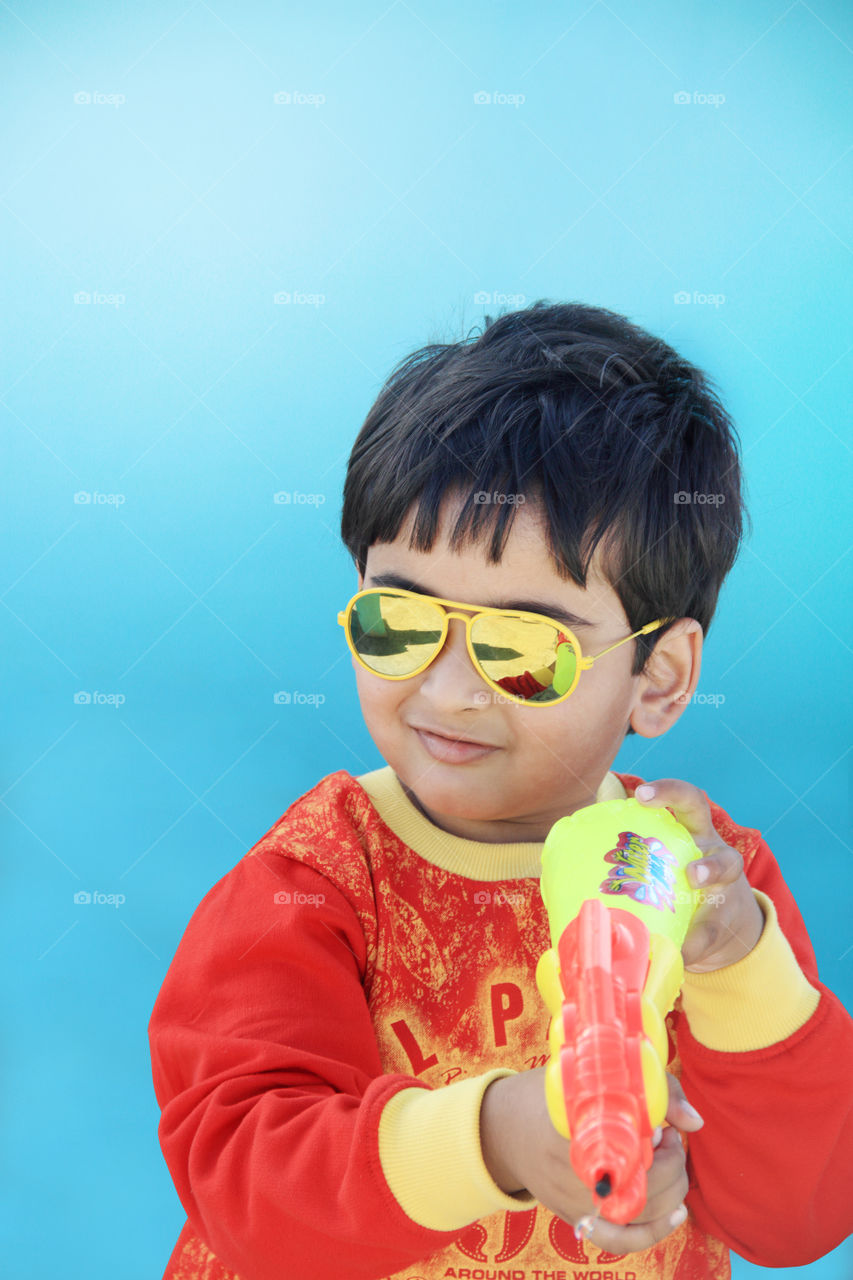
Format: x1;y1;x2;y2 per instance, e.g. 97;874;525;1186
665;1072;704;1133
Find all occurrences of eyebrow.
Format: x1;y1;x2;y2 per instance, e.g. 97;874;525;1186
366;572;597;629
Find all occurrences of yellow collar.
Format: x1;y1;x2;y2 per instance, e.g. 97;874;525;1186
354;766;626;881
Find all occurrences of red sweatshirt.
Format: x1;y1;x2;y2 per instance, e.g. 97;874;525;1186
148;766;853;1279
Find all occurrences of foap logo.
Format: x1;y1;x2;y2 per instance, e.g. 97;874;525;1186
474;291;527;306
473;888;525;907
273;91;326;107
273;691;326;706
273;890;325;906
473;491;526;505
674;290;726;307
673;491;726;506
473;91;525;108
675;887;725;908
273;490;326;506
74;690;126;707
472;690;518;708
73;290;126;307
675;691;726;707
74;890;126;907
673;90;726;108
74;490;126;506
74;90;126;107
272;291;325;306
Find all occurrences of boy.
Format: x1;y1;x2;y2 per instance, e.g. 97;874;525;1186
149;301;853;1279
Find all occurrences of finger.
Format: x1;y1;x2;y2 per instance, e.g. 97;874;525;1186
683;886;765;971
686;843;743;891
665;1073;704;1131
573;1128;690;1251
641;1128;691;1220
577;1198;689;1255
633;778;717;843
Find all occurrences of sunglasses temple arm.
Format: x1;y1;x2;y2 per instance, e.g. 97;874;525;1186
585;619;670;665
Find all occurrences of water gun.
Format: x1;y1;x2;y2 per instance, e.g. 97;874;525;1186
535;797;702;1225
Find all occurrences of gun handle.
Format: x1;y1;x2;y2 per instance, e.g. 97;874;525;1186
536;900;674;1223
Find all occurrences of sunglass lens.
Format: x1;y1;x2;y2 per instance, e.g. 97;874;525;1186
349;592;443;676
470;615;577;702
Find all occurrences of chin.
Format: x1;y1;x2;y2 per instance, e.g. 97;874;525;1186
402;771;510;818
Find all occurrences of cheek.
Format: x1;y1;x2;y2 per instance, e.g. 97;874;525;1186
520;672;632;753
354;666;406;728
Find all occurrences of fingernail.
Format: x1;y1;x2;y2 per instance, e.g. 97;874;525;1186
652;1126;663;1147
692;864;710;885
636;784;655;800
670;1205;688;1228
682;1101;704;1123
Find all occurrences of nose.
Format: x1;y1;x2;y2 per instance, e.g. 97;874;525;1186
419;616;487;705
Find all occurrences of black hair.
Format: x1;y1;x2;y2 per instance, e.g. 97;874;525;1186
340;300;750;733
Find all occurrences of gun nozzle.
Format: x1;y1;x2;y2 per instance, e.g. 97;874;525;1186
595;1173;612;1199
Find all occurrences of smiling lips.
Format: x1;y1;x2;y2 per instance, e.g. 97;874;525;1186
412;725;499;763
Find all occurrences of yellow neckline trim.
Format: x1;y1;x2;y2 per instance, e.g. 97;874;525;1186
354;766;626;881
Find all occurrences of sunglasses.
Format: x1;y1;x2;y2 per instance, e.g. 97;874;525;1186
337;587;672;708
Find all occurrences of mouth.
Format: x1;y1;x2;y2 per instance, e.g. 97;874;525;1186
411;724;495;748
411;724;500;764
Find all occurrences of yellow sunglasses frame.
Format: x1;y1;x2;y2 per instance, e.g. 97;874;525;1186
338;587;673;708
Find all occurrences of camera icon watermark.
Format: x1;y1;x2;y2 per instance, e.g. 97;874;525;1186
74;91;126;107
473;91;525;108
673;491;725;506
673;290;725;307
73;290;126;307
273;490;326;506
473;491;526;506
473;290;527;306
273;91;326;107
472;888;526;906
676;886;725;907
74;890;126;907
273;290;326;306
74;490;126;506
472;689;517;708
673;90;725;108
74;690;126;707
675;691;725;708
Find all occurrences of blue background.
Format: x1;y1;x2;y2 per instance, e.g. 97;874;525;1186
3;2;851;1276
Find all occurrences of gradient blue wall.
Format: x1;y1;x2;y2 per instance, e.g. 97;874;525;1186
3;2;851;1276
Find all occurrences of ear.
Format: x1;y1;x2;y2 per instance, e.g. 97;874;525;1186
628;619;703;737
356;568;364;591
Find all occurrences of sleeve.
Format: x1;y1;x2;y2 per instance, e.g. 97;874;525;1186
148;851;463;1280
378;1075;537;1228
676;834;853;1265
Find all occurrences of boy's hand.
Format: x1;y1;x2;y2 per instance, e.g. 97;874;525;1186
634;778;764;973
480;1068;703;1254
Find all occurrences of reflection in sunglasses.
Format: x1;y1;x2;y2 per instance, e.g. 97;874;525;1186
342;589;670;707
495;670;550;699
352;598;526;663
348;591;579;703
352;614;443;659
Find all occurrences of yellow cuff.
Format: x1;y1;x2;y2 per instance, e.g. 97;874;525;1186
378;1071;537;1230
681;890;820;1051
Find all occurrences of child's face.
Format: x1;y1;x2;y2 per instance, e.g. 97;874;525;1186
352;493;695;842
